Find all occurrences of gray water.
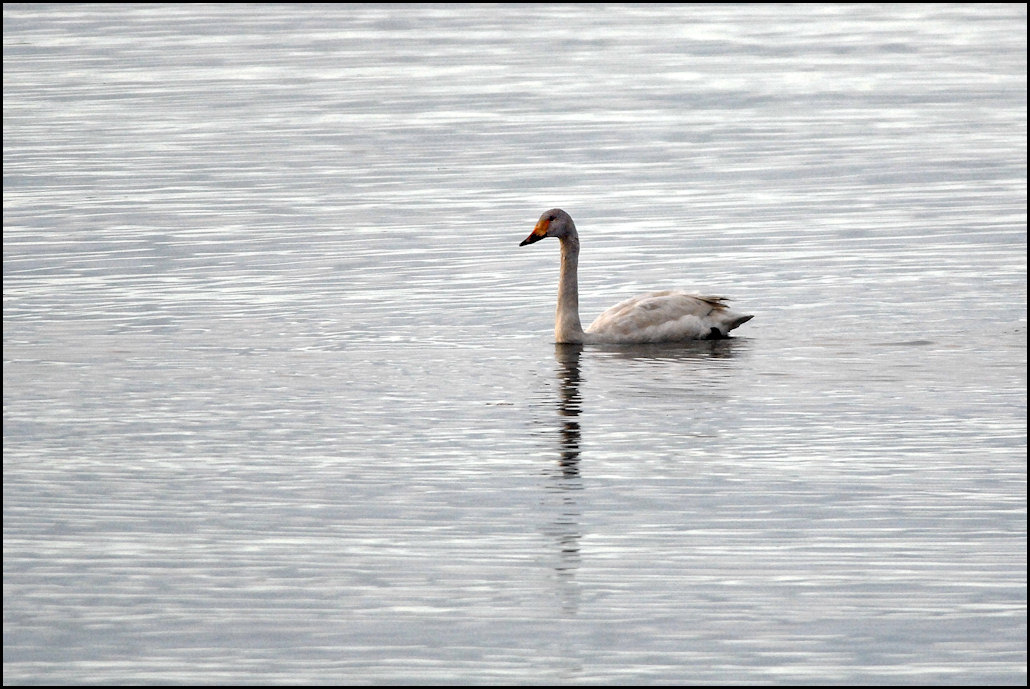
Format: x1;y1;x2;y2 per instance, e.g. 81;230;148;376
3;4;1026;685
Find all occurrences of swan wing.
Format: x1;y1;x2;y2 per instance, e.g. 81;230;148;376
586;290;752;343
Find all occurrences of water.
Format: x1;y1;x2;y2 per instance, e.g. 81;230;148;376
3;4;1026;684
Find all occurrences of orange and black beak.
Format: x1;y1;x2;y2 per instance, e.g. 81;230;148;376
519;217;550;246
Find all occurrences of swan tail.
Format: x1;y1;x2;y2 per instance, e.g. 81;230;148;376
728;313;754;330
707;312;753;339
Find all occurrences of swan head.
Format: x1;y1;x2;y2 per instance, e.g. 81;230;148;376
520;208;577;246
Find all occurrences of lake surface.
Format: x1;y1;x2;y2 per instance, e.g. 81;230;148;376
3;4;1026;684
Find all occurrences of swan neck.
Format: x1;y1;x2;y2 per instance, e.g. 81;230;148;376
556;235;585;343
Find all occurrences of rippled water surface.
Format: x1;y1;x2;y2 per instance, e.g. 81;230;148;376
4;4;1026;684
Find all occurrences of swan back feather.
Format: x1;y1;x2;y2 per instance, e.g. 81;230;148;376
586;290;752;344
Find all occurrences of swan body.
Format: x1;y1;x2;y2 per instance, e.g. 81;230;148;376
520;209;752;344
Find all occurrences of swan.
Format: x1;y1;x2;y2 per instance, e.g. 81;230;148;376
520;209;753;344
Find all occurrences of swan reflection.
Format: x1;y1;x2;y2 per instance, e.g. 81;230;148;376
541;339;747;617
592;337;747;362
553;343;585;480
536;343;587;616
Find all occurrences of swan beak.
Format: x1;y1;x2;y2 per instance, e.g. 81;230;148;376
519;218;549;246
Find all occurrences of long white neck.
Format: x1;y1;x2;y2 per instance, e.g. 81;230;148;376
556;234;586;344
